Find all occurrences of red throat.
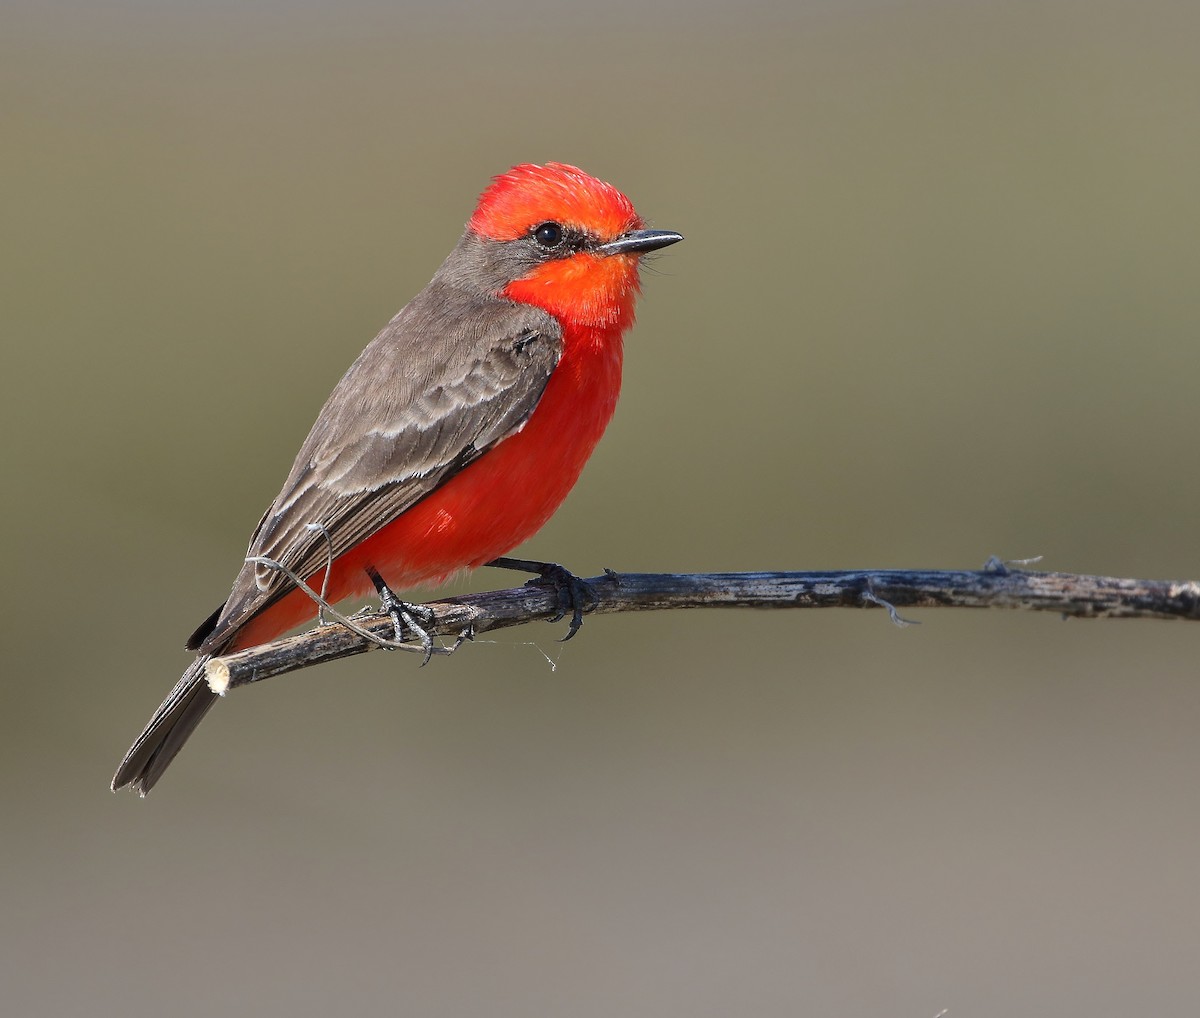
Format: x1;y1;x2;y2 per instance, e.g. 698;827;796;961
504;255;642;333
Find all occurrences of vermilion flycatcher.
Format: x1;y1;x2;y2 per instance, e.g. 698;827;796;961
113;162;682;795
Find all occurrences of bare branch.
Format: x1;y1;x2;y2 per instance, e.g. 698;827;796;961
205;567;1200;694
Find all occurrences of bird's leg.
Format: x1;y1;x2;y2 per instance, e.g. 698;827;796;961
366;567;436;665
485;556;596;641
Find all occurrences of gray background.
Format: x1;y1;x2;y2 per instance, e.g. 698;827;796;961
4;0;1199;1013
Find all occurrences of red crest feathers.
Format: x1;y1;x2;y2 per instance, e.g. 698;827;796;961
469;162;641;242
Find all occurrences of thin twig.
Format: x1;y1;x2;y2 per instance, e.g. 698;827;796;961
204;567;1200;694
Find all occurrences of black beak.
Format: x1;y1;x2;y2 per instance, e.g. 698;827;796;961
596;229;684;257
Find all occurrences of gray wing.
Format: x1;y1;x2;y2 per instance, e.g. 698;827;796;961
196;286;561;652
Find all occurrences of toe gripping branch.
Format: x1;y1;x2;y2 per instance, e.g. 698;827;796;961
485;557;597;641
366;566;440;665
245;551;589;668
244;553;471;665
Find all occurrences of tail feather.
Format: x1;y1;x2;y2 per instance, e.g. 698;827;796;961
111;656;219;796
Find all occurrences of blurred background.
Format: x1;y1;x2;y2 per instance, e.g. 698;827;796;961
4;0;1199;1013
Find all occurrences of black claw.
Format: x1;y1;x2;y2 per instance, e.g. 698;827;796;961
486;556;595;640
551;568;592;642
367;566;436;663
406;612;435;665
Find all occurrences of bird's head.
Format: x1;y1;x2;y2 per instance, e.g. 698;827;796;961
464;162;682;331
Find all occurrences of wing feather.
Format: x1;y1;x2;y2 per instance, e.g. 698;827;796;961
195;278;561;652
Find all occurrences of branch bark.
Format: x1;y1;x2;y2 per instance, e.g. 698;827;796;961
204;567;1200;694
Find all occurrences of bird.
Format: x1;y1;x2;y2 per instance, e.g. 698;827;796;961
112;161;683;795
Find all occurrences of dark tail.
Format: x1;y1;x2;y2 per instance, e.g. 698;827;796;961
111;656;219;796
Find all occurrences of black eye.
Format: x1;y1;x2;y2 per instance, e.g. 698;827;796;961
532;222;564;248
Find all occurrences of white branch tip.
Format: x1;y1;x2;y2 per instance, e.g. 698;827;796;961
206;658;231;696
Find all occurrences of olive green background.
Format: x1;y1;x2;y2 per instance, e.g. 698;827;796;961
4;1;1200;1014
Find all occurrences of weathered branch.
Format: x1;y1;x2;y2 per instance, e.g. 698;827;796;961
204;567;1200;694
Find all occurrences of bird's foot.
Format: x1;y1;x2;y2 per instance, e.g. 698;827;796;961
486;556;596;641
367;567;436;665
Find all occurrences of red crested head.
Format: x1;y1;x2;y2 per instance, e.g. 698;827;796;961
469;162;641;242
464;163;681;333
